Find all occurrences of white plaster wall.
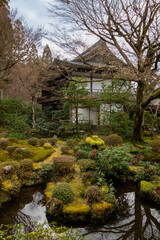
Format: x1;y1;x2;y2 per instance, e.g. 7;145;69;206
71;107;98;125
92;79;111;91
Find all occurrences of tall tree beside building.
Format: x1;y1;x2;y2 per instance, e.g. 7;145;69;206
48;0;160;143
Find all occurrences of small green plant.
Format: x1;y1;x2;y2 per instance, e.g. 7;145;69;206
52;182;74;204
77;159;97;172
28;137;38;146
0;138;9;149
76;149;87;159
85;185;102;203
61;146;70;154
82;171;97;185
104;134;123;147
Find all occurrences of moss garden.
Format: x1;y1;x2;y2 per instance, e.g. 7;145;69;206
0;134;160;225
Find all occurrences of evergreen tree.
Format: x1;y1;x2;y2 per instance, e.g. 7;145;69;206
42;44;53;68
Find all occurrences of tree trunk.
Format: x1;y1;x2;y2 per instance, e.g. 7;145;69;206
132;81;145;143
75;106;78;134
32;95;36;128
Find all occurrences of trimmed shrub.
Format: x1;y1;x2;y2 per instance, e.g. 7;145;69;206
150;140;160;153
85;185;102;203
6;145;19;154
14;147;24;155
23;148;31;156
82;171;97;185
77;159;97;172
53;156;75;175
61;146;70;154
19;159;33;172
43;143;52;149
76;150;87;159
104;134;123;147
8;138;19;144
28;138;38;146
52;182;74;204
39;138;48;146
0;139;9;149
48;138;57;146
66;139;76;148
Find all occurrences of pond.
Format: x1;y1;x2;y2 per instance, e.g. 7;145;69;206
0;184;160;239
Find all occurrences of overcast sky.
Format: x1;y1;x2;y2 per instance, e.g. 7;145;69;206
9;0;56;55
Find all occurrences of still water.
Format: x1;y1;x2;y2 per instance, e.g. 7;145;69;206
0;184;160;239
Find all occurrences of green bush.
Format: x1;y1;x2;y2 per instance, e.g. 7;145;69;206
77;159;97;172
104;134;123;147
28;138;38;146
66;139;76;148
76;150;87;159
150;140;160;153
6;145;19;154
97;147;132;180
61;146;70;154
48;137;57;145
43;143;52;149
52;182;74;204
53;156;75;175
39;138;48;146
85;185;102;203
19;159;33;172
0;139;9;149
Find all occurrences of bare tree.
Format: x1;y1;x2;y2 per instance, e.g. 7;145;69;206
0;3;44;82
48;0;160;143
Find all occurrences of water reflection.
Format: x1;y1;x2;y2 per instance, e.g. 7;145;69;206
79;189;160;240
0;186;47;232
0;185;160;239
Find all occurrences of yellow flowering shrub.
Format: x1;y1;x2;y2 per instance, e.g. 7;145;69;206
86;135;104;146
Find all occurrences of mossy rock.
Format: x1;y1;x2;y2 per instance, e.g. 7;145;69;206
43;143;52;149
140;180;155;193
0;161;20;175
46;198;63;217
63;203;90;222
91;201;114;222
1;178;21;196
